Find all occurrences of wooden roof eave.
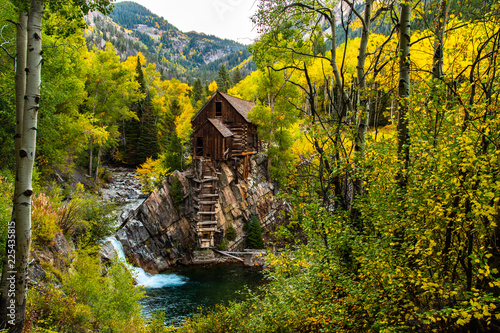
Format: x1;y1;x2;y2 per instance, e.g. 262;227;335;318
191;92;219;124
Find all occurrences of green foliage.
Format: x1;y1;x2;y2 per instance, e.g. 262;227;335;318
0;173;14;263
135;157;170;193
191;78;204;106
31;193;62;245
217;238;229;251
240;68;300;184
26;251;145;333
247;216;264;249
170;175;184;211
232;67;243;86
175;5;500;333
57;183;116;246
148;310;169;333
216;64;232;93
225;224;237;242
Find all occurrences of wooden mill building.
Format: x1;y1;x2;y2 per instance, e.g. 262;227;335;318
190;91;259;249
191;91;259;163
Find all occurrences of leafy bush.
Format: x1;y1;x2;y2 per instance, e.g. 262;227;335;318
32;193;62;245
170;175;184;211
63;249;146;332
217;238;229;250
58;183;117;247
136;156;170;193
225;224;237;242
26;249;146;333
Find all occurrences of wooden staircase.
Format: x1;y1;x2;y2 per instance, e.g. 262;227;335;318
193;158;220;249
227;124;247;157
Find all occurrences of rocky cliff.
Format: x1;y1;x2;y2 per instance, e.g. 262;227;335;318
116;154;281;273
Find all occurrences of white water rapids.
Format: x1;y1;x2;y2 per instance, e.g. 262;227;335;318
106;236;187;288
102;167;188;289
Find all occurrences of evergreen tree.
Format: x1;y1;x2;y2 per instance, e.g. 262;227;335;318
122;58;159;165
216;64;232;93
135;56;146;94
232;67;242;86
247;216;264;249
192;78;203;106
162;127;185;171
135;93;159;164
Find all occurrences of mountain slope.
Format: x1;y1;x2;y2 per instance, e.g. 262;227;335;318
84;1;255;82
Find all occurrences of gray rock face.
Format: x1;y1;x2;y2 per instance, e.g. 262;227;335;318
117;158;281;273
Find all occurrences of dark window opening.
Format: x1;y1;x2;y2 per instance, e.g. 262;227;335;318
196;137;203;156
215;101;222;117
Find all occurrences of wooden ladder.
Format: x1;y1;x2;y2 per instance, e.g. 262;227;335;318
194;158;219;249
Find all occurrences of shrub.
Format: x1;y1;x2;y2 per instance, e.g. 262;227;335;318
32;193;62;245
217;238;229;250
63;249;146;332
225;224;237;241
59;183;117;247
170;175;184;211
136;157;169;193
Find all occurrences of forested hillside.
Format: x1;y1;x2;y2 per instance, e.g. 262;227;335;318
84;1;256;83
1;0;500;332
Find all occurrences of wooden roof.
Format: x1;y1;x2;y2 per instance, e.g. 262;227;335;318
191;91;256;124
208;118;234;137
219;92;255;123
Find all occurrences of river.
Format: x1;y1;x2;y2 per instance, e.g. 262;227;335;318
103;167;266;326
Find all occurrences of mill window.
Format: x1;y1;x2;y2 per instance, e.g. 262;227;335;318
196;137;203;156
215;101;222;117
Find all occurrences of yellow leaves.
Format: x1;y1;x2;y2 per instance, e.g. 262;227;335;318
208;80;218;94
135;157;170;193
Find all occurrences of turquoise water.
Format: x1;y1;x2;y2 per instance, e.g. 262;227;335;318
139;263;265;326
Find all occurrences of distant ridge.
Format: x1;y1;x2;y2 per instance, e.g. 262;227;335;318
84;1;256;83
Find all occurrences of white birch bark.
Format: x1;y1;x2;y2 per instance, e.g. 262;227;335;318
0;11;28;328
397;1;411;189
13;0;44;331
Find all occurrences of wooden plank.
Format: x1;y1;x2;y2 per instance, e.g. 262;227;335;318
213;250;244;262
197;221;218;225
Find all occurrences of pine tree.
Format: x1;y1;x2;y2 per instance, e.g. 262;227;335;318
247;216;264;249
192;78;203;105
217;64;232;93
232;67;242;86
122;57;159;165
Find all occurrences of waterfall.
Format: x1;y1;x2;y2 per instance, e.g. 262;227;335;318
106;236;188;289
103;167;188;289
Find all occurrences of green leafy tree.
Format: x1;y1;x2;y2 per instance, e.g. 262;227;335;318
84;43;140;178
0;1;114;331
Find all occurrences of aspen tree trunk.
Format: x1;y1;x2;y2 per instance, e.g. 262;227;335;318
354;0;372;157
0;10;28;328
88;138;93;178
432;0;451;80
397;1;411;190
95;146;101;181
13;1;43;331
351;0;373;220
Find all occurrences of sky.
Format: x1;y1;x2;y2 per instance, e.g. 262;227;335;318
116;0;259;45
